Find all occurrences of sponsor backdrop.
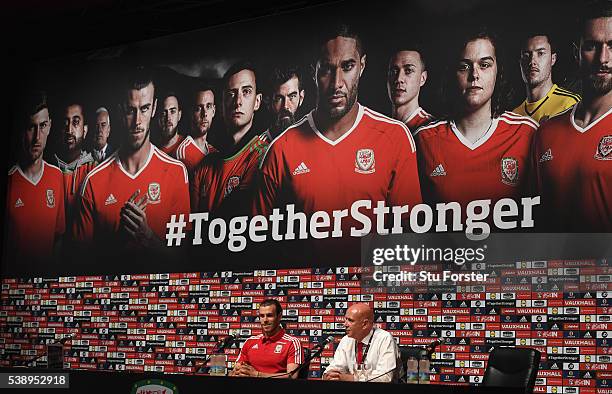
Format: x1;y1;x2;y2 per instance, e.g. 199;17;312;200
2;258;611;391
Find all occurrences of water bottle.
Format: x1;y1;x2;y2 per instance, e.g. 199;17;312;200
418;357;430;384
209;354;227;376
419;338;440;383
406;356;418;383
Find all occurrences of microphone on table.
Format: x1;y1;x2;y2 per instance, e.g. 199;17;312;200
424;338;442;355
309;335;335;358
57;334;75;345
196;334;236;373
216;335;236;352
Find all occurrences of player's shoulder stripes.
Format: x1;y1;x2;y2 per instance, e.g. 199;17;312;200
43;161;63;174
260;115;310;166
363;107;416;152
244;334;264;342
289;336;303;352
43;162;64;181
363;107;409;129
79;153;117;196
283;334;303;350
153;144;182;163
7;163;60;177
501;111;540;127
500;111;540;130
255;131;271;146
152;146;189;184
283;334;303;361
413;119;448;136
260;129;272;143
177;135;193;147
271;115;309;145
155;146;174;161
553;87;581;102
553;91;581;102
418;108;433;119
555;86;580;96
176;136;194;160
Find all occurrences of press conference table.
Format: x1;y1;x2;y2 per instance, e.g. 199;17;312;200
0;367;521;394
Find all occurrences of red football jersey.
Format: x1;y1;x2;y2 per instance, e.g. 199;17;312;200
159;134;185;159
55;153;98;229
415;111;537;208
62;161;97;229
176;136;216;172
255;104;421;261
533;105;612;231
73;145;190;247
191;132;270;215
256;105;421;214
403;106;433;133
236;329;302;374
6;161;65;260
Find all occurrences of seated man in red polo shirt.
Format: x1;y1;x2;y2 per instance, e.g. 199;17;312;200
231;299;303;378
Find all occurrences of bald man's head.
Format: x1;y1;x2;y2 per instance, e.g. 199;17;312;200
344;303;374;341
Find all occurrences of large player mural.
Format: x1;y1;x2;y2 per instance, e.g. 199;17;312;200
4;0;611;275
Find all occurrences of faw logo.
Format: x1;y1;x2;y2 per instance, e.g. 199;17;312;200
131;379;178;394
355;148;375;174
148;183;161;204
595;135;612;160
501;157;519;186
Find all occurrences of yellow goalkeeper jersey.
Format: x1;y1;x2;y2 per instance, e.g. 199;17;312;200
513;84;580;123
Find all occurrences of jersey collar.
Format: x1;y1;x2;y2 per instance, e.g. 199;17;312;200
116;143;155;180
401;106;423;124
17;161;45;186
308;103;364;146
526;83;557;106
186;135;212;156
223;126;259;159
54;150;94;172
570;102;612;133
262;327;286;343
449;117;499;151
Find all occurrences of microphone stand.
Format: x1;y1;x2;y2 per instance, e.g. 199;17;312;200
194;354;213;374
18;335;72;368
266;342;328;379
195;340;229;374
404;339;442;384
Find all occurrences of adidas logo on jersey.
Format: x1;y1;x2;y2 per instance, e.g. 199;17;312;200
15;198;24;208
292;162;310;175
252;344;259;350
105;193;117;206
539;148;553;163
430;164;446;177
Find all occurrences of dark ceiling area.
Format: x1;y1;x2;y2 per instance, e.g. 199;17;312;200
4;0;340;62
